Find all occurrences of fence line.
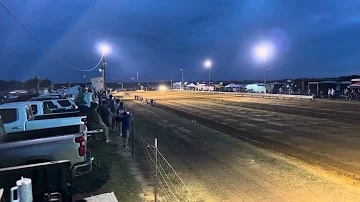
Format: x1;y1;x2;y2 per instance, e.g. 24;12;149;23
141;136;180;201
136;133;196;202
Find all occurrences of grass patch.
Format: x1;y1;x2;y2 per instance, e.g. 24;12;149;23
72;133;142;202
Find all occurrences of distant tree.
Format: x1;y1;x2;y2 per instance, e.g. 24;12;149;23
40;79;52;88
24;79;36;90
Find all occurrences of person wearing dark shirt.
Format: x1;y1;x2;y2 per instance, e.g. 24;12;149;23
121;111;131;148
86;102;110;143
99;102;112;127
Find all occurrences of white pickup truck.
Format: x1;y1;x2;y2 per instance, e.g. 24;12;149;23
1;99;77;116
0;115;92;177
0;103;86;133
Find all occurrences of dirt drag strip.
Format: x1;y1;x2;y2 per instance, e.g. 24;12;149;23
126;99;360;202
128;91;360;180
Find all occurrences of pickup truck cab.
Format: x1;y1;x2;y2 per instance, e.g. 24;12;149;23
0;103;85;133
2;99;77;116
27;98;77;112
0;115;92;177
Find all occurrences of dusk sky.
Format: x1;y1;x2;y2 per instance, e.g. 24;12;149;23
0;0;360;82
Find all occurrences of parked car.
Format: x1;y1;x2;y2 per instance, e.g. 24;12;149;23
0;115;92;177
0;103;85;133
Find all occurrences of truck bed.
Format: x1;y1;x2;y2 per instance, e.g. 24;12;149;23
0;125;81;143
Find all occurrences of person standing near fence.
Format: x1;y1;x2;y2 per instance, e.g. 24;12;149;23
331;88;335;100
116;101;125;133
87;102;110;143
121;111;131;148
77;88;88;114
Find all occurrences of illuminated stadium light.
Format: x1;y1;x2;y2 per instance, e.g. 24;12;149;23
253;42;274;62
203;59;212;68
158;85;169;91
98;43;111;55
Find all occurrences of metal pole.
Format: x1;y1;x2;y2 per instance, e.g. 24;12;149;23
181;69;184;90
264;62;266;94
154;138;158;202
208;68;211;90
103;57;107;96
137;71;139;90
131;117;134;158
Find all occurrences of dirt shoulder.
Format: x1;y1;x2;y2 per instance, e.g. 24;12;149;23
127;99;360;202
72;132;143;202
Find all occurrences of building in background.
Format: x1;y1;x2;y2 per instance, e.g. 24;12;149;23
90;77;104;91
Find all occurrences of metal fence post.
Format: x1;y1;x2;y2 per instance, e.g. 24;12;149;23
131;116;134;158
155;138;158;202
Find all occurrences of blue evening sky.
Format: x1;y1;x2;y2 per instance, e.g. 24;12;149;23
0;0;359;82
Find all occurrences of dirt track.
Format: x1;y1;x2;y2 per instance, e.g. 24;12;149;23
123;92;360;201
130;91;360;178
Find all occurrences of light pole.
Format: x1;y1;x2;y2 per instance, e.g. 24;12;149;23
180;69;184;90
99;44;111;95
204;59;212;90
253;42;274;93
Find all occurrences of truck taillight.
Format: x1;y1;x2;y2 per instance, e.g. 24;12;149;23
75;136;86;156
81;118;86;123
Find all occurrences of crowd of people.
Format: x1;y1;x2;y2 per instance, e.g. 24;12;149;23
75;86;131;148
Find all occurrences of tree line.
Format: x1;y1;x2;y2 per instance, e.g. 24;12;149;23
0;78;53;91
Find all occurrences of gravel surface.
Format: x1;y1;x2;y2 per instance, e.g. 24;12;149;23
122;92;360;202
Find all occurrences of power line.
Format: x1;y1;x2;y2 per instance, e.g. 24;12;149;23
0;1;103;72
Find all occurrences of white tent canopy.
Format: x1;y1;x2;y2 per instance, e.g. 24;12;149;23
349;82;360;89
187;83;198;88
225;83;240;88
65;85;80;95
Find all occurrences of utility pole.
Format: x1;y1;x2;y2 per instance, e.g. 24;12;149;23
102;56;107;96
180;69;184;90
136;70;139;90
208;68;211;90
264;62;267;94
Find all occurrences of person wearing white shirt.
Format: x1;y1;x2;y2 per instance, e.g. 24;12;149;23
87;89;95;107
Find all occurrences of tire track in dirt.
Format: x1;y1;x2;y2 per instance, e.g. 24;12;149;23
151;100;360;182
125;99;360;201
161;99;360;151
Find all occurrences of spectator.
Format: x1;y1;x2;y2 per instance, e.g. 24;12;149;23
331;88;335;100
111;99;121;131
345;88;350;100
99;102;112;127
115;102;125;133
121;111;131;148
87;89;95;107
77;88;88;114
328;88;331;100
87;102;110;143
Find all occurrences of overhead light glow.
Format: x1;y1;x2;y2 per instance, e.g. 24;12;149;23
99;43;111;55
204;59;212;68
158;85;169;91
253;42;274;62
